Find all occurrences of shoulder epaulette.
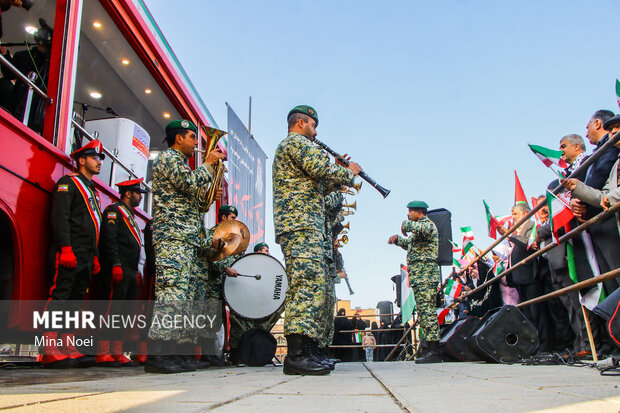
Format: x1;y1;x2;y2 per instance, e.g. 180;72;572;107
65;172;79;176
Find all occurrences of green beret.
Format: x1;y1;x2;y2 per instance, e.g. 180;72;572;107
165;119;197;134
219;205;238;217
287;105;318;126
407;200;429;209
254;242;269;252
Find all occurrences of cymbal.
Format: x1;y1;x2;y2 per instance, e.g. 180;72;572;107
207;219;250;261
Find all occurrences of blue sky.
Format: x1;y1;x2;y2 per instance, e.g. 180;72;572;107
147;0;620;310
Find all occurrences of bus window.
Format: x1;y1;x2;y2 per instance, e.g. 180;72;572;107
0;0;56;134
73;0;181;202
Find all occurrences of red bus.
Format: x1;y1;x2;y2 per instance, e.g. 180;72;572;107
0;0;223;341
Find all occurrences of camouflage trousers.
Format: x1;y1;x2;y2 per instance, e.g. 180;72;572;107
148;240;197;343
278;230;327;340
319;274;336;347
409;261;440;342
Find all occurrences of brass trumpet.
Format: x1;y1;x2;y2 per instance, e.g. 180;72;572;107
342;222;350;230
342;201;356;210
340;210;355;216
197;126;228;212
341;182;362;196
336;234;349;244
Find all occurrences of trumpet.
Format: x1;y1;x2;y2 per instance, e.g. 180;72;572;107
342;201;356;210
197;126;228;212
341;182;362;195
336;234;349;245
340;210;355;216
342;222;350;230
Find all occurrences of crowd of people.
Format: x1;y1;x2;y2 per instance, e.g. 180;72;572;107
445;109;620;358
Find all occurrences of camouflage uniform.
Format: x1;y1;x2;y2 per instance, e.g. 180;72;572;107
148;147;213;343
318;191;344;348
273;132;354;340
396;216;440;341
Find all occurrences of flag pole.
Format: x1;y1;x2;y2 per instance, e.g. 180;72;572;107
581;305;599;363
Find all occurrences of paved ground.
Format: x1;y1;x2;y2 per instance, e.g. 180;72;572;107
0;361;619;412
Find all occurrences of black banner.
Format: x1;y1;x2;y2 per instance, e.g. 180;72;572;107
226;104;267;249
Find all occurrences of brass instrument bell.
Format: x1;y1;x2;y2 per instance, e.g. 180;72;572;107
336;234;349;244
342;222;350;230
197;126;228;212
342;201;356;210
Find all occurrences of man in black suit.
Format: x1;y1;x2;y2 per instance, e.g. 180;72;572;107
570;110;620;296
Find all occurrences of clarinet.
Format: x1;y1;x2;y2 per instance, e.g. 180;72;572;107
313;138;390;199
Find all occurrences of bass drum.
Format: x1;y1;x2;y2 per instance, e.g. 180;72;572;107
224;253;288;319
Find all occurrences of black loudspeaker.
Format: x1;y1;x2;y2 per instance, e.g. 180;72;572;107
376;301;394;326
390;274;402;308
439;316;481;361
467;305;538;363
427;208;453;266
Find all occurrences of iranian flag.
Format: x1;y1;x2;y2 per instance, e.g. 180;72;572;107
483;199;501;239
460;226;474;241
546;190;574;243
616;79;620;109
462;238;474;257
449;240;462;254
444;279;463;298
400;264;416;325
528;144;568;169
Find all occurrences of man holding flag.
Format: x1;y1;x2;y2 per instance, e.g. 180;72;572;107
388;200;442;364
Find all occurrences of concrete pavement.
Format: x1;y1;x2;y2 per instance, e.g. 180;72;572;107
0;361;618;412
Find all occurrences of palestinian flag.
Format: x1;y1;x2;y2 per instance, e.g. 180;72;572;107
514;170;529;206
483;199;501;239
400;264;416;325
527;222;538;250
616;79;620;109
437;308;453;325
460;226;474;241
546;190;574;243
528;144;568;169
492;260;504;277
444;279;463;298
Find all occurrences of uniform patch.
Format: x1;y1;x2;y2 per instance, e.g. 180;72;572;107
57;184;69;192
107;212;117;219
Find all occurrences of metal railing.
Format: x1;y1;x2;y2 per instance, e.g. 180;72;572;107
0;53;52;126
71;117;152;214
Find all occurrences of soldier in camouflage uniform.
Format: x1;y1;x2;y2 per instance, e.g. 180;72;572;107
388;200;443;364
273;105;361;375
145;119;224;374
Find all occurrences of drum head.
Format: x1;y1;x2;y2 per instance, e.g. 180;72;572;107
224;253;288;319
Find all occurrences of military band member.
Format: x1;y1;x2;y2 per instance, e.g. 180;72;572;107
42;139;105;368
254;242;270;254
145;119;224;374
273;105;360;375
96;178;148;367
388;201;442;364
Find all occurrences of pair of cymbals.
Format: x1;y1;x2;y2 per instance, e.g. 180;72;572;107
207;220;250;261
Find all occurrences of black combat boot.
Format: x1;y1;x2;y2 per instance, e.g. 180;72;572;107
283;334;330;375
183;344;209;370
319;346;340;364
308;340;334;370
415;341;443;364
144;340;184;374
